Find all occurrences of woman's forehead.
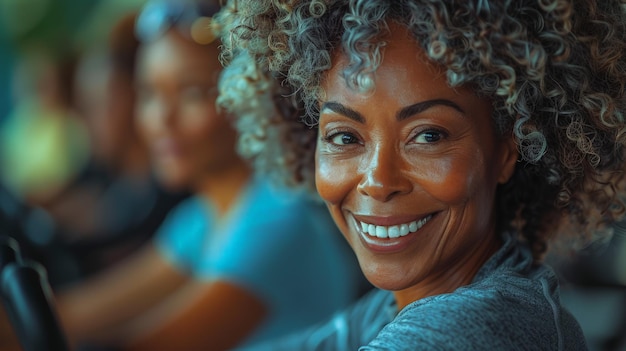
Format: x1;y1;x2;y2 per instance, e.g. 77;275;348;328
323;25;451;98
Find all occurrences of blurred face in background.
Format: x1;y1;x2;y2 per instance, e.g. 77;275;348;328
75;52;135;167
135;30;239;191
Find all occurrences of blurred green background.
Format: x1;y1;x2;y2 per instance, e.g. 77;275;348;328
0;0;147;122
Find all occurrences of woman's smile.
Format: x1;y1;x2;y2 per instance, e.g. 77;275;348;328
349;212;436;253
357;214;433;238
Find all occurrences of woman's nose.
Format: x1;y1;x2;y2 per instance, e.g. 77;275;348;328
356;144;413;202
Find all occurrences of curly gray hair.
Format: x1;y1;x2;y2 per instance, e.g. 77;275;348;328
217;0;626;259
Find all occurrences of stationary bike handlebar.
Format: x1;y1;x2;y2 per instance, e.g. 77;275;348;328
0;237;69;351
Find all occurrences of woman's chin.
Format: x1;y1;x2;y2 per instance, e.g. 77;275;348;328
154;169;191;192
358;261;418;292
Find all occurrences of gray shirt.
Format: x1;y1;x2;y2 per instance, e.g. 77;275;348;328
245;233;587;350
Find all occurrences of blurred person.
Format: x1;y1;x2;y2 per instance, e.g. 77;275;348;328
0;51;92;284
0;0;98;202
0;0;365;350
62;12;153;237
56;10;187;278
0;51;89;206
0;6;186;289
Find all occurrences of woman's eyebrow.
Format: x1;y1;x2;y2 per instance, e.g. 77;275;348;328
397;99;465;121
320;98;465;123
320;101;365;123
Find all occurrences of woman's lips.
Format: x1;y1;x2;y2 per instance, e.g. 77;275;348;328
351;213;435;253
153;138;185;159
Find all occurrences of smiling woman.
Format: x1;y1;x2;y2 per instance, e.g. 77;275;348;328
217;0;626;350
315;27;518;308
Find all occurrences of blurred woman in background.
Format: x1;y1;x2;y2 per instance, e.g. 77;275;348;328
0;1;365;350
67;9;187;280
0;1;187;288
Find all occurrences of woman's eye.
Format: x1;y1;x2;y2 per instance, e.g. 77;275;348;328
413;130;445;144
329;133;359;145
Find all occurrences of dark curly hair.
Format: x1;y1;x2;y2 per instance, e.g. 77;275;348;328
217;0;626;259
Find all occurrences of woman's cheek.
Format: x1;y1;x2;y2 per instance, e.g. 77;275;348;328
315;152;355;205
413;155;474;204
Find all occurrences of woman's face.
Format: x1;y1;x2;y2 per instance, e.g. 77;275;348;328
316;24;518;304
135;30;239;191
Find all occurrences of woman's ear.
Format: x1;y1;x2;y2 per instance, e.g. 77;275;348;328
497;132;519;184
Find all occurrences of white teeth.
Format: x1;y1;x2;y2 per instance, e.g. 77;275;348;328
388;226;400;238
359;215;432;239
375;226;387;238
361;222;368;232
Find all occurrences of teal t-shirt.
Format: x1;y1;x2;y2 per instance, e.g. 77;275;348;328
155;177;365;347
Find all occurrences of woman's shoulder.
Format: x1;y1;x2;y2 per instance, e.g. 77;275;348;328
367;289;586;350
156;196;212;242
249;177;318;204
376;277;585;350
243;177;331;225
366;261;586;350
166;196;211;223
360;235;587;350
